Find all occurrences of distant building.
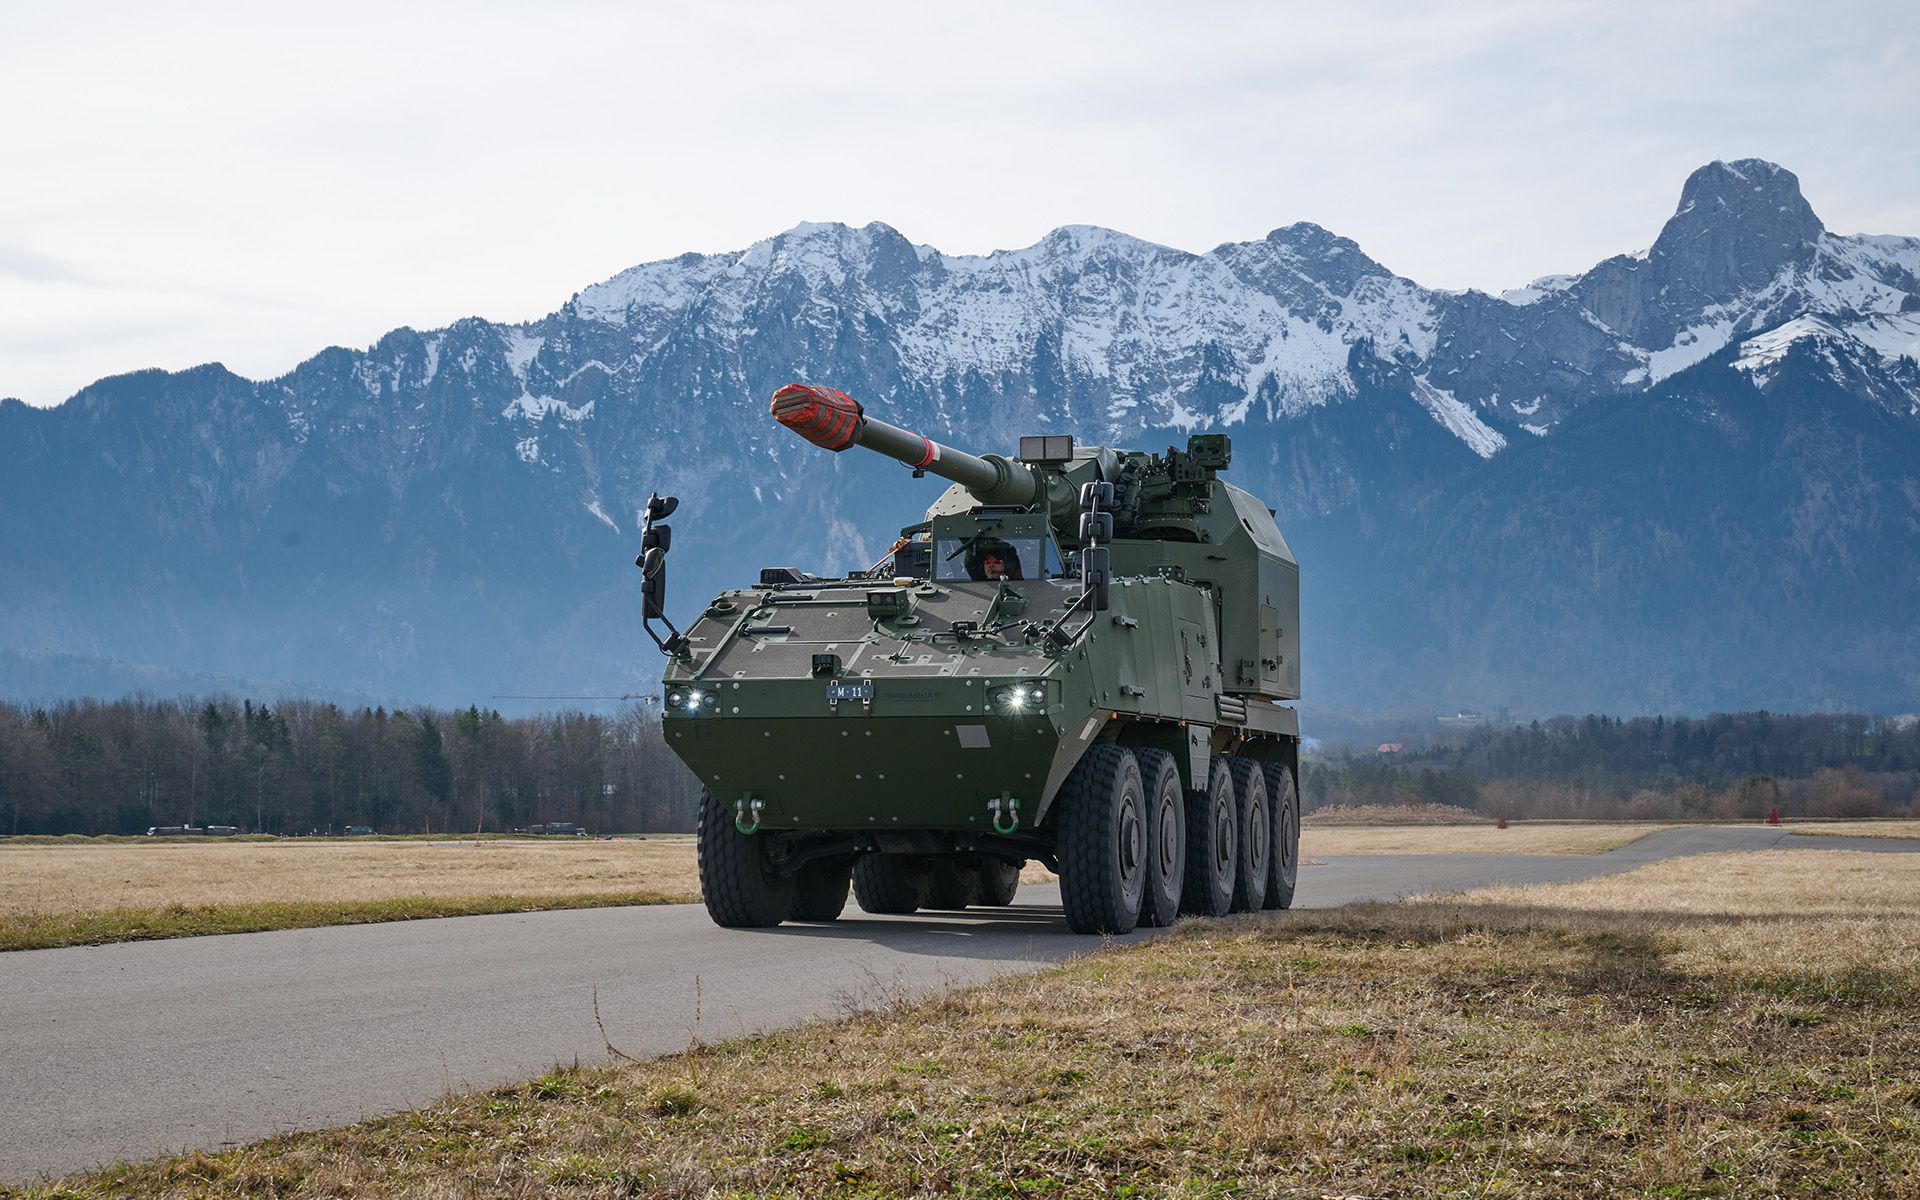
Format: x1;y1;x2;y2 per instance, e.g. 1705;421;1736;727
1377;742;1405;754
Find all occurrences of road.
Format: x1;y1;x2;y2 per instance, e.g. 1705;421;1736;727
3;825;1915;1182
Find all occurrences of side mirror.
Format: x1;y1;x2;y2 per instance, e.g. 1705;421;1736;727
1077;479;1113;612
638;491;686;655
641;563;668;619
1083;546;1111;612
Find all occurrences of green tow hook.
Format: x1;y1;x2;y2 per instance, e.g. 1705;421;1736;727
734;795;763;835
990;795;1020;835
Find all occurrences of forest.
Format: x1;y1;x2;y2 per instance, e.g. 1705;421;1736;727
1305;712;1920;820
4;701;1918;836
0;697;701;837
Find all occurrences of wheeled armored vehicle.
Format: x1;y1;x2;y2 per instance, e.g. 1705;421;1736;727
638;384;1301;934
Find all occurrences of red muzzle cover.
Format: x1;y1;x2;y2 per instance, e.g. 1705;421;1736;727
770;383;864;451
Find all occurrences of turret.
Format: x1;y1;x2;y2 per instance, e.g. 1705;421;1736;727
772;383;1062;508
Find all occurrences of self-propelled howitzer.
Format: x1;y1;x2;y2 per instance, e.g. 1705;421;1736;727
640;384;1301;934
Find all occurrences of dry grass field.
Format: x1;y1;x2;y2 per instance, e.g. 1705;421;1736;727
1301;801;1485;824
1014;822;1663;887
0;821;1879;951
1454;848;1920;978
2;823;1693;950
1303;822;1672;856
20;846;1919;1199
1790;819;1920;840
0;837;699;951
0;836;698;913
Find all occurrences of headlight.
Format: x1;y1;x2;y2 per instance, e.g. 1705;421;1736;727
992;684;1046;710
665;689;715;712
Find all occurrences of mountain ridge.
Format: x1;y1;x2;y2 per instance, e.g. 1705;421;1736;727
2;159;1916;718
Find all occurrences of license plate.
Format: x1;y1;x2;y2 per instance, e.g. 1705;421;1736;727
826;681;873;703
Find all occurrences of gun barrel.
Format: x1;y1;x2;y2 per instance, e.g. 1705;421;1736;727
770;384;1038;506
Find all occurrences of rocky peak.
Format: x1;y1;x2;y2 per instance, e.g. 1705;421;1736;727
1210;222;1399;313
1261;222;1389;274
1572;159;1828;350
1649;159;1824;288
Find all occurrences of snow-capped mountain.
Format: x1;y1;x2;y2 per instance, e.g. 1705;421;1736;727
535;158;1918;455
2;159;1915;717
1512;160;1920;391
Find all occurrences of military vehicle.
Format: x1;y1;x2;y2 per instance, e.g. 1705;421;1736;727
637;383;1301;934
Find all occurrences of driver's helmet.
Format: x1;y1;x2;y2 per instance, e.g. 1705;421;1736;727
966;537;1023;580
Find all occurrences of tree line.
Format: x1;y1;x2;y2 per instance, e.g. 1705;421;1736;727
6;701;1917;836
0;697;702;836
1304;711;1920;820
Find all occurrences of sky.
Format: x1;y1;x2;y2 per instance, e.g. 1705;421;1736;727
2;0;1915;407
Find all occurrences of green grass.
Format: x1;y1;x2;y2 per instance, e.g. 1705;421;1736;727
0;891;694;951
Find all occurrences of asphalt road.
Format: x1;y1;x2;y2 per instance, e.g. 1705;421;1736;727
3;825;1915;1182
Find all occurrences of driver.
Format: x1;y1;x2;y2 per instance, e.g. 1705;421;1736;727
967;537;1023;581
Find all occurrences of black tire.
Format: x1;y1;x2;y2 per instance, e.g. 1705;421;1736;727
925;859;980;909
974;858;1021;906
1180;758;1236;917
1056;744;1147;935
1227;758;1270;913
1134;747;1186;928
852;854;925;914
788;859;852;921
1264;766;1301;910
696;789;793;928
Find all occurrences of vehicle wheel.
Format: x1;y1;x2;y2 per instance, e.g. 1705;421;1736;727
1264;766;1301;910
1227;758;1270;913
1133;747;1186;928
974;858;1021;906
788;859;852;921
1056;744;1147;934
1180;758;1236;917
925;859;980;909
852;854;925;914
696;789;793;928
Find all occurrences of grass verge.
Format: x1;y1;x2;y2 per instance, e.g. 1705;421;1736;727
15;849;1918;1198
1789;819;1920;840
1303;821;1673;856
0;891;693;952
0;837;703;952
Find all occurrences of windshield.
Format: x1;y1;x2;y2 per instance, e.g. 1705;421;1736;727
933;534;1060;583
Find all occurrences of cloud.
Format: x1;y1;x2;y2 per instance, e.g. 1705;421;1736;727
0;0;1914;405
0;245;94;284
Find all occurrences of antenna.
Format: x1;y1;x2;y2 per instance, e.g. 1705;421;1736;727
492;693;658;703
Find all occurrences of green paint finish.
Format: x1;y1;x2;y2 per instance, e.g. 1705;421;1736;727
654;406;1301;837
